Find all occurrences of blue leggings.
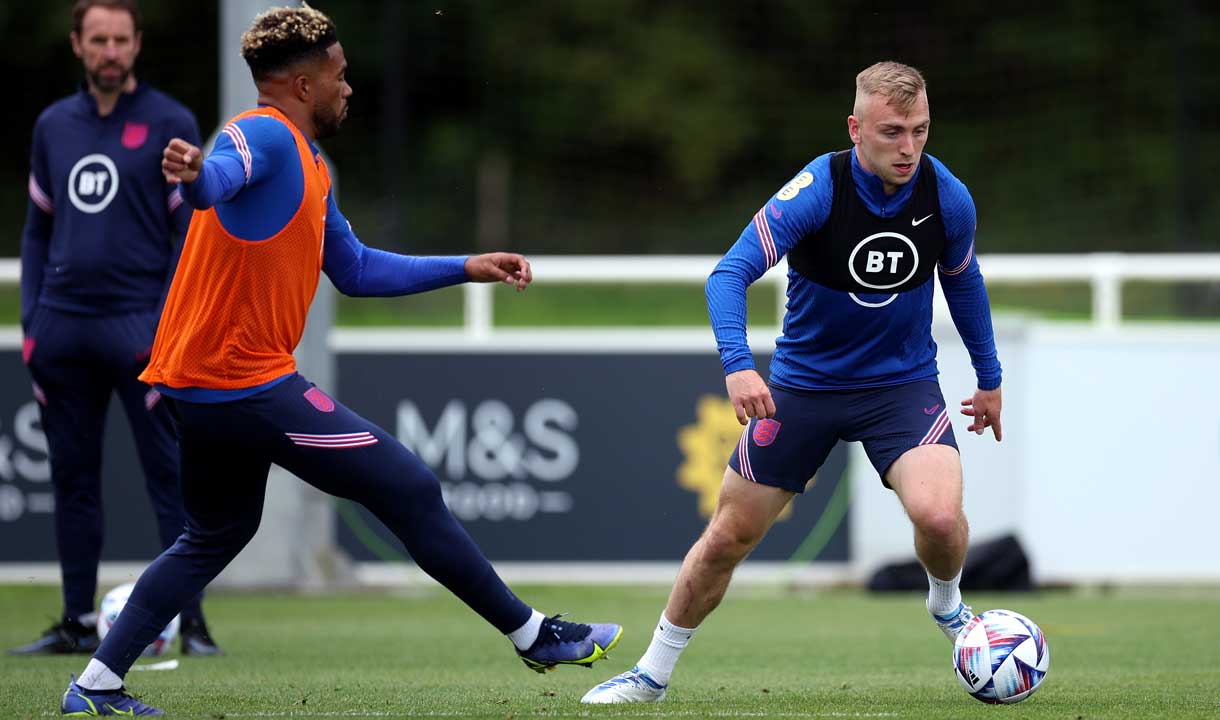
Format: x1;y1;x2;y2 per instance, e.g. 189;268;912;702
95;374;531;676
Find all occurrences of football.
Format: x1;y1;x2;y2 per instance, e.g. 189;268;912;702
97;582;180;657
953;609;1050;704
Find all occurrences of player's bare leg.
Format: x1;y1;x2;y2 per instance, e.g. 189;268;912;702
887;443;973;641
664;469;794;627
583;469;793;703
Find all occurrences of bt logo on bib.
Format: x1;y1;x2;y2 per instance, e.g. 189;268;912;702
849;232;919;290
846;231;920;309
68;154;119;214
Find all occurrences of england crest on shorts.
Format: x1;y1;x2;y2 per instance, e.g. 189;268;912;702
752;418;781;447
304;386;335;413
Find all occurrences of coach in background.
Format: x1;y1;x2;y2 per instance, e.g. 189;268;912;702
12;0;220;657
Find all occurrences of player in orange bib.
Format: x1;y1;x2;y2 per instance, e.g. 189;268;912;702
60;5;621;716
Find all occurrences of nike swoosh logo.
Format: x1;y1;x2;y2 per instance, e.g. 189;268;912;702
924;404;941;415
912;214;934;226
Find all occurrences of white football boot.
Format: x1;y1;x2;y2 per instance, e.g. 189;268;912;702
581;665;668;704
930;601;976;642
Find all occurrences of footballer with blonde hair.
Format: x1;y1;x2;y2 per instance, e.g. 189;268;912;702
584;61;1003;704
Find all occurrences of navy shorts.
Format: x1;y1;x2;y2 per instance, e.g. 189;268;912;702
727;379;957;492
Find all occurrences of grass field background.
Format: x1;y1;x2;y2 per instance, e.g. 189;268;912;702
2;583;1217;719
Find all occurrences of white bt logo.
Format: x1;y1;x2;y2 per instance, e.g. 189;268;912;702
848;232;919;289
68;153;119;214
865;250;905;274
847;231;920;309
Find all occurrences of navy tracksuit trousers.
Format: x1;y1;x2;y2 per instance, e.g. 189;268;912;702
25;307;204;623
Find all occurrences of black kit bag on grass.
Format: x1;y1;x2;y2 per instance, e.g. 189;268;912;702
867;534;1033;592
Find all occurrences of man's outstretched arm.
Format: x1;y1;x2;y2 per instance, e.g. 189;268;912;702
322;192;531;297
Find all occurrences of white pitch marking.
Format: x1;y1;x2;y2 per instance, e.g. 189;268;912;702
129;659;180;671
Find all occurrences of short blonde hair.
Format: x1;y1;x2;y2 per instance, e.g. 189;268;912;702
853;61;926;116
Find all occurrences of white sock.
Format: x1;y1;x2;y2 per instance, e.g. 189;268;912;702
507;609;546;651
636;613;696;685
926;569;963;616
78;659;122;691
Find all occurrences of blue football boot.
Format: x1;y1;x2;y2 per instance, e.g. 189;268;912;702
61;676;164;716
517;613;623;673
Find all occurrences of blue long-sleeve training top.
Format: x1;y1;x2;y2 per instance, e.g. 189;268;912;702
180;113;469;297
706;149;1002;391
162;111;472;404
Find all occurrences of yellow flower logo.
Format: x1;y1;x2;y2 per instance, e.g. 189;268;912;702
677;395;799;520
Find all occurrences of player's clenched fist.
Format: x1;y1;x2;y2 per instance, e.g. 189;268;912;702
725;368;776;426
162;138;203;184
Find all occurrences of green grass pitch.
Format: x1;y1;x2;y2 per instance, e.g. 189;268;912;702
2;583;1217;718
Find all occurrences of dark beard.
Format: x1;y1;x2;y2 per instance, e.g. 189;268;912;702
88;64;130;93
313;102;344;140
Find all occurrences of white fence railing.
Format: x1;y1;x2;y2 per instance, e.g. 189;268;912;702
3;253;1219;333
